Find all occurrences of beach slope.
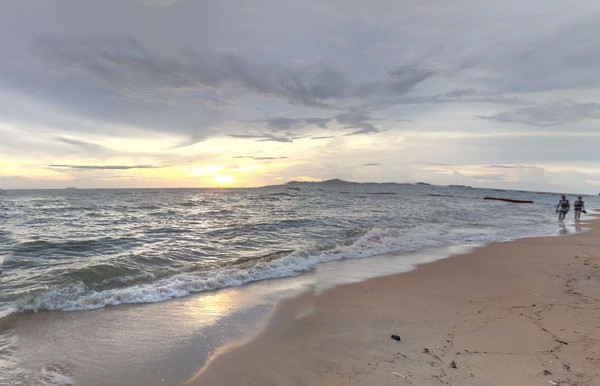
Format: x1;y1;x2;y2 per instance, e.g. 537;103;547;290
185;220;600;385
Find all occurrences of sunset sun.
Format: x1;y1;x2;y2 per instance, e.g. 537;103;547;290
212;175;235;185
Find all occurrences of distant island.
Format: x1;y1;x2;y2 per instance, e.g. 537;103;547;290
275;179;439;196
284;179;433;187
276;179;569;197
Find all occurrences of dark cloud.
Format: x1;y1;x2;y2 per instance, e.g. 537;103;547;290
431;89;527;105
18;29;531;148
253;156;288;160
247;107;388;137
235;116;333;141
386;66;436;95
55;136;107;153
228;132;302;143
48;164;161;170
351;65;436;100
481;102;600;126
32;36;229;101
335;110;371;125
274;67;347;108
416;133;600;165
24;36;363;144
137;0;182;8
336;109;383;135
263;117;330;131
248;107;387;139
233;156;288;160
32;36;351;110
485;165;517;169
485;165;537;169
487;14;600;93
30;34;442;121
420;162;454;166
343;122;382;135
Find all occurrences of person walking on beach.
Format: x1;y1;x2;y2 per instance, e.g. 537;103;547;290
556;195;570;222
574;196;585;221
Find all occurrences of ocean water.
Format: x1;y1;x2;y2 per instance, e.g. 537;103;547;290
0;182;596;385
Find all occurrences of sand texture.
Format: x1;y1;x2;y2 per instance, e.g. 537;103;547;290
185;220;600;386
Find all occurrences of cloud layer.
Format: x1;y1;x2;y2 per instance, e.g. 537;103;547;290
1;0;600;192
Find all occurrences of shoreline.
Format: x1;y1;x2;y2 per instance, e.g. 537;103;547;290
184;218;600;385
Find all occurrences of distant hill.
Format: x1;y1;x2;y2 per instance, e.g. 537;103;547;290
284;179;429;187
286;179;355;186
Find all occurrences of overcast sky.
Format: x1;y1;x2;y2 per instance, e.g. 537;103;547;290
1;0;600;193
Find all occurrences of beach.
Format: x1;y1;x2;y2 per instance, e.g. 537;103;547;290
2;188;599;385
185;219;600;386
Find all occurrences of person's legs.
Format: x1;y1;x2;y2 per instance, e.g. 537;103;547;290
559;209;567;221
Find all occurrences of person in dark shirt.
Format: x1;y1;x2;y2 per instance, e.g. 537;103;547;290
573;196;585;221
556;195;570;222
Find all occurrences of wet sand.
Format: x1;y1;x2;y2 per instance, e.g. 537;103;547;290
185;219;600;385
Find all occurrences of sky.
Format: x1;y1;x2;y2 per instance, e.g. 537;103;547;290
1;0;600;193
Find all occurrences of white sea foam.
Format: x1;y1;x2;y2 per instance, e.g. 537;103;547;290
18;254;326;312
35;364;75;386
17;219;559;313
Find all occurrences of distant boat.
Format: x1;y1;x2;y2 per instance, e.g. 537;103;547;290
484;197;534;204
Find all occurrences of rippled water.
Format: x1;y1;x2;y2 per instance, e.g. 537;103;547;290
2;183;592;319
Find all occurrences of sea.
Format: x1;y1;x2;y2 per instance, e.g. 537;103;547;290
0;182;597;385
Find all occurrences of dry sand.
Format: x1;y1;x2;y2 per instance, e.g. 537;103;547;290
184;219;600;386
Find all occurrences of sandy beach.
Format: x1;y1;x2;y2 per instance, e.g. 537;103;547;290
185;219;600;386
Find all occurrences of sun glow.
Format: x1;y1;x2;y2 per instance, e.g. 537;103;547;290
212;174;235;185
